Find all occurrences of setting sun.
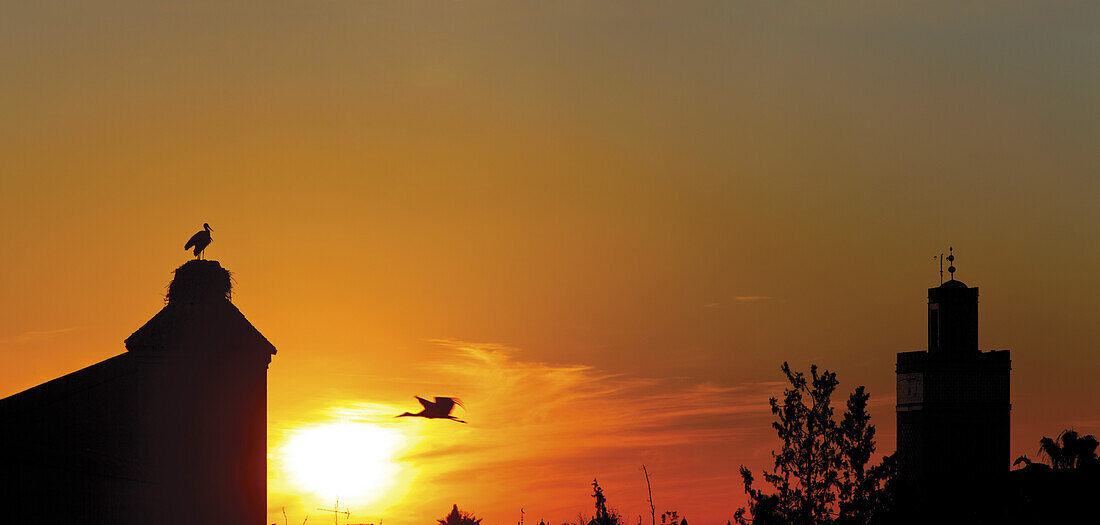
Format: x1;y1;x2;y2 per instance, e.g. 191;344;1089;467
281;421;406;506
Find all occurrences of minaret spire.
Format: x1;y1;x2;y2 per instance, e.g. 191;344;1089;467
947;246;956;280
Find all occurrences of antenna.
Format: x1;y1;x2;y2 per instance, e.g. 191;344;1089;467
935;252;944;284
316;497;351;525
947;246;956;280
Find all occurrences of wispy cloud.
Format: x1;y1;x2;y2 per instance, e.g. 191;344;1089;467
2;327;81;344
732;296;771;302
425;339;776;436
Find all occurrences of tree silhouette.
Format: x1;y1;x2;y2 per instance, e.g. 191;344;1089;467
1019;429;1100;471
834;386;897;525
438;505;482;525
734;362;895;525
589;479;623;525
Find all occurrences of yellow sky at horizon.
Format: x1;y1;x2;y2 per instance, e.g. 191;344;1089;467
3;1;1100;523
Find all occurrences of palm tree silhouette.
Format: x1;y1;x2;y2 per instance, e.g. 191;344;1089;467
1021;429;1100;471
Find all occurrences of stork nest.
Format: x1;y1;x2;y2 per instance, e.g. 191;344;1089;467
166;259;232;304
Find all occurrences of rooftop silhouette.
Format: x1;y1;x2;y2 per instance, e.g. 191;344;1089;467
0;259;275;525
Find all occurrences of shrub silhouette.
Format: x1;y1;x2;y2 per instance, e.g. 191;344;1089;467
660;510;687;525
438;504;482;525
588;479;623;525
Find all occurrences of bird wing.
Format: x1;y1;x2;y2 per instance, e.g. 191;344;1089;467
434;397;463;414
184;231;203;250
415;396;433;409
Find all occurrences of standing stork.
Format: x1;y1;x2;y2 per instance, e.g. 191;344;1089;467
184;223;213;259
396;396;467;423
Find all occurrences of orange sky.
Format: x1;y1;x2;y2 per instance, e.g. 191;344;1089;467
2;2;1099;524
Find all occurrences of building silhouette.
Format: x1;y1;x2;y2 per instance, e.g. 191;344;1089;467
895;276;1011;514
0;260;275;524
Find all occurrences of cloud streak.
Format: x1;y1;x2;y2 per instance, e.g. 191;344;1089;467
732;296;772;302
1;327;81;344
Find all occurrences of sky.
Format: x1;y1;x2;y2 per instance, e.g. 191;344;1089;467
2;1;1100;523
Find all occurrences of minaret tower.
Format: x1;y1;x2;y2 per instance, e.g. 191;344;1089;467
896;249;1011;510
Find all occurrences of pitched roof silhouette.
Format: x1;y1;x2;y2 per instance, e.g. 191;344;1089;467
0;258;276;525
124;259;276;357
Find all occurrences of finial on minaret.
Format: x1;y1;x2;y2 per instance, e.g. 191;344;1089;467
947;246;956;280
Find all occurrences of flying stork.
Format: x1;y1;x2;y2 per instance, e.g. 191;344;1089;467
396;396;467;424
184;223;213;259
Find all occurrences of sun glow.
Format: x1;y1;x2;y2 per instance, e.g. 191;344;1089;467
280;421;406;506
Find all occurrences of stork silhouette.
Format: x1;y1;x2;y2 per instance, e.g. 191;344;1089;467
396;396;466;424
184;223;213;259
